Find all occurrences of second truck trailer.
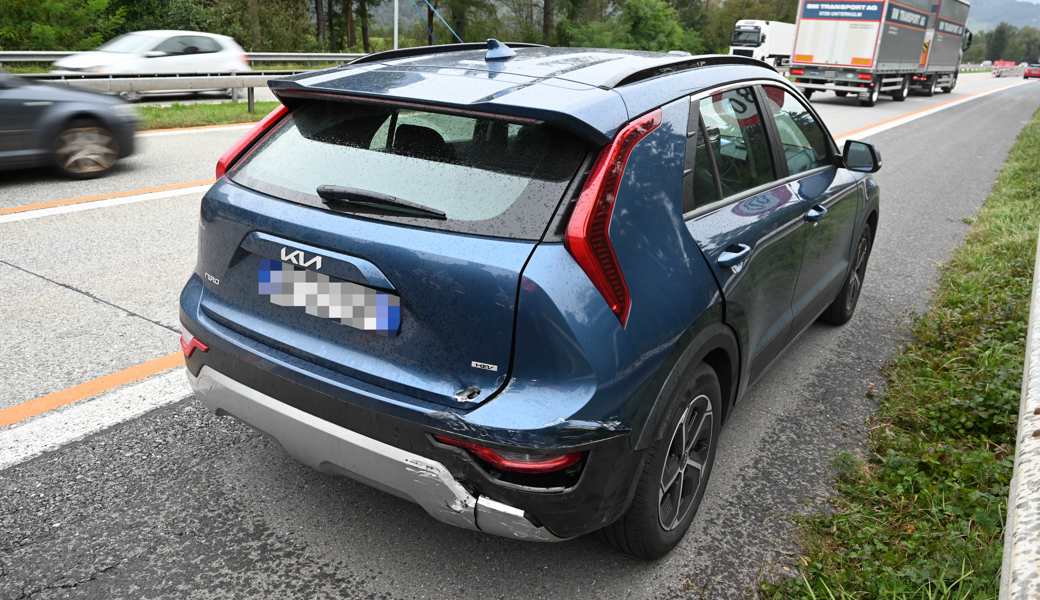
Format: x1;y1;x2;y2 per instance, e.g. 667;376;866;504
788;0;972;106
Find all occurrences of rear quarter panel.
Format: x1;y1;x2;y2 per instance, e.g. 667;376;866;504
469;97;726;446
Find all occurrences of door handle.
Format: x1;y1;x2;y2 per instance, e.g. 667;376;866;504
805;204;829;222
718;243;752;268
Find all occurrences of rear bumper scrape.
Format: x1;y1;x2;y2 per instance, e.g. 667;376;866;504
188;366;566;542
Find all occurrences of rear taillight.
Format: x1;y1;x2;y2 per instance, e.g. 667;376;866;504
565;109;661;326
857;72;873;81
179;329;208;358
215;103;289;178
790;67;805;75
433;434;584;474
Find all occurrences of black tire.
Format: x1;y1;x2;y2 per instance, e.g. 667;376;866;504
890;76;910;101
802;89;814;100
602;362;722;560
859;80;880;106
820;225;874;325
835;90;848;97
940;73;957;93
922;77;938;96
53;119;120;179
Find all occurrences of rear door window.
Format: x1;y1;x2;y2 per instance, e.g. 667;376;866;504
231;101;587;239
695;88;776;199
684;113;723;212
190;36;223;54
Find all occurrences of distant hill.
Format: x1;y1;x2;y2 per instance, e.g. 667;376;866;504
967;0;1040;30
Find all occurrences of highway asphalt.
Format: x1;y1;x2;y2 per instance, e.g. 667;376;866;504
0;73;1038;599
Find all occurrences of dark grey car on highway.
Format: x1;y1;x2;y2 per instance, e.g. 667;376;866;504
0;73;136;178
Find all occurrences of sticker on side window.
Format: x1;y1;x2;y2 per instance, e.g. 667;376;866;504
259;259;401;334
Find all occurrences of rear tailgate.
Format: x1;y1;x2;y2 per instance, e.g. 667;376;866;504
793;0;884;68
195;98;586;409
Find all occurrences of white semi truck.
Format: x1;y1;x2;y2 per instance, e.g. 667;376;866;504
729;20;796;67
788;0;973;106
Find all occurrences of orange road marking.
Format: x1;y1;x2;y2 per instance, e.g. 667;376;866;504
0;352;183;427
0;179;214;217
0;78;1024;430
833;82;1020;140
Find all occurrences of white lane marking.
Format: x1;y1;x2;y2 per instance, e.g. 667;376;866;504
138;123;254;138
1;79;1033;468
0;185;210;225
0;371;191;471
835;80;1035;143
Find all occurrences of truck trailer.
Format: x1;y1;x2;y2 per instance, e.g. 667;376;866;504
789;0;972;106
729;19;796;67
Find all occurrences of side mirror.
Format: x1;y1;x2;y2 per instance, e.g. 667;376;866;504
842;140;881;173
144;50;166;58
963;30;973;52
761;34;767;43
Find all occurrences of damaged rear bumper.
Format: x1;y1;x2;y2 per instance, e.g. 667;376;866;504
188;366;565;542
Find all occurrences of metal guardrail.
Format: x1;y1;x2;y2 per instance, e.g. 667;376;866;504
0;51;361;64
1000;226;1040;600
30;71;304;112
32;71;300;91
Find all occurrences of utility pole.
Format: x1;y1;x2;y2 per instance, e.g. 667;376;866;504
393;0;399;49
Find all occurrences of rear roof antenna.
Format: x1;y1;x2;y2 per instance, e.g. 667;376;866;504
485;38;516;61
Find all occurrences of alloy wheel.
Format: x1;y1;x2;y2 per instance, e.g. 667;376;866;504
55;126;118;176
845;234;870;314
658;393;714;531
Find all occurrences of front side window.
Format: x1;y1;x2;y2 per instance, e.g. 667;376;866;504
760;86;831;176
695;88;776;199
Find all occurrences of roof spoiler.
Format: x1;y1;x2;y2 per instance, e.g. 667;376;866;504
268;79;616;146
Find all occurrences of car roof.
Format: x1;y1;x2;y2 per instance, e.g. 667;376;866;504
272;45;782;144
130;30;229;39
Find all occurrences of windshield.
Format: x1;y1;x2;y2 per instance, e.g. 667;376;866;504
731;29;762;45
231;101;587;239
98;33;157;53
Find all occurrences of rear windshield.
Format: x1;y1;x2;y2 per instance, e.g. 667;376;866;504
231;101;587;239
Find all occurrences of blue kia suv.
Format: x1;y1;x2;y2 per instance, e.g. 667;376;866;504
180;41;881;559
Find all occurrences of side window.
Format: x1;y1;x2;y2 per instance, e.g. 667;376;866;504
760;86;831;176
191;36;223;54
696;88;776;199
684;112;722;212
153;36;197;55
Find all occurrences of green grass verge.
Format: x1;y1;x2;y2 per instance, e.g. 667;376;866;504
1;63;51;74
763;107;1040;599
136;101;280;130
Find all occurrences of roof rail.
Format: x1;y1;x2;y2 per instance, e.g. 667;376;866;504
350;42;548;65
610;54;778;88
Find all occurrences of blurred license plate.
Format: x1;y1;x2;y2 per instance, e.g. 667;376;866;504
258;259;400;334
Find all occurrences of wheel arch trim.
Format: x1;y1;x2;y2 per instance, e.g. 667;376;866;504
632;322;740;451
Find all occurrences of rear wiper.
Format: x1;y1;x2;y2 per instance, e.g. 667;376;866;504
316;185;447;220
